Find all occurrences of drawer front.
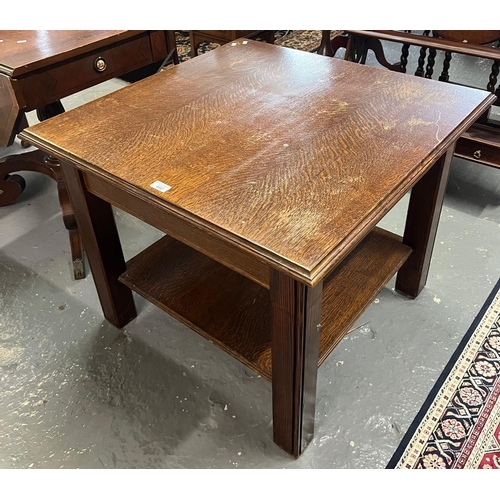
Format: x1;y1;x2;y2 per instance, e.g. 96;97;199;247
17;33;155;111
455;136;500;169
191;30;259;44
195;30;234;38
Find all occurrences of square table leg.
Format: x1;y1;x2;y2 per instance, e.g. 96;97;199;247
60;161;137;328
395;145;455;297
270;269;323;457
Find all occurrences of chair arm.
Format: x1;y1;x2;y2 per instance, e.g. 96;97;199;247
346;30;500;61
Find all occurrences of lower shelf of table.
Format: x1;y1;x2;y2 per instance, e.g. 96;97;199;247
119;227;411;381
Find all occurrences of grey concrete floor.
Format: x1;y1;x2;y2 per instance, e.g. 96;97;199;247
1;39;500;469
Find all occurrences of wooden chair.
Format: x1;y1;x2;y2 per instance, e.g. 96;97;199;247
318;30;500;170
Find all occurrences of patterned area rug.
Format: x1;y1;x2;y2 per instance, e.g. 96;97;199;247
175;30;344;61
387;279;500;469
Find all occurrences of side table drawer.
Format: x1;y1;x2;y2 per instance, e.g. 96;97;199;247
17;33;155;111
455;129;500;169
199;30;233;38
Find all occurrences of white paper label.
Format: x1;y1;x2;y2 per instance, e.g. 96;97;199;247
150;181;172;193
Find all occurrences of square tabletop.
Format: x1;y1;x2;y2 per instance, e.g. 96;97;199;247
21;40;494;285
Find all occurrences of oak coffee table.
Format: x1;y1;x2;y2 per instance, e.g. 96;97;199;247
20;40;495;458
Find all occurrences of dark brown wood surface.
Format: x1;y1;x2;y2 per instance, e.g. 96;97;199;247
0;30;143;77
0;32;161;116
270;269;323;457
0;30;174;145
21;40;495;286
433;30;500;45
395;146;454;297
60;162;137;327
456;124;500;169
0;72;22;146
15;35;155;112
347;30;500;61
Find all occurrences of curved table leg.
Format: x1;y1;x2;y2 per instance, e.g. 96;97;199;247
347;35;401;71
317;30;349;58
0;148;86;279
366;38;402;71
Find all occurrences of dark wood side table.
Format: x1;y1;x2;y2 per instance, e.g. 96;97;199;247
20;40;495;457
189;30;274;56
0;30;176;278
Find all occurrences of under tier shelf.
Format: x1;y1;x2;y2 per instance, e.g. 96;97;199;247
119;227;411;381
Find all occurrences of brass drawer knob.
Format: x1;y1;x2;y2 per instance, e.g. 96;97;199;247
473;150;482;159
94;57;107;72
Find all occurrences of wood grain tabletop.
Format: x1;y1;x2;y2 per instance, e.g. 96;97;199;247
21;39;496;284
0;30;141;77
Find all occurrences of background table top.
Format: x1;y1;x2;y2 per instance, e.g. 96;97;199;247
0;30;142;77
22;40;495;282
